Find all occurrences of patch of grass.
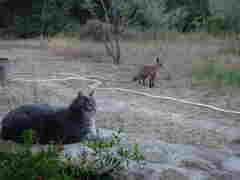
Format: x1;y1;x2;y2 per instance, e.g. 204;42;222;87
206;142;225;149
148;31;218;41
192;56;240;88
47;36;81;49
220;47;240;56
123;31;218;41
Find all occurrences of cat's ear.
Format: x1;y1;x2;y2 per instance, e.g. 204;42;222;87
89;90;95;97
77;91;84;97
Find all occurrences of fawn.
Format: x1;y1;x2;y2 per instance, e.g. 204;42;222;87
133;57;164;88
1;90;97;144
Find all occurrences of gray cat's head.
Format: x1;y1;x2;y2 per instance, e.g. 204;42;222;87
69;90;96;118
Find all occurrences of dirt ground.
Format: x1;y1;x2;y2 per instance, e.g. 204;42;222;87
0;38;240;148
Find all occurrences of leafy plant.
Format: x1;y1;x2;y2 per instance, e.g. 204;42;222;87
83;129;145;170
0;131;62;180
83;130;122;151
14;0;81;38
0;130;112;180
0;128;145;179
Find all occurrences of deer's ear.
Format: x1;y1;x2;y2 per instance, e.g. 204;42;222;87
89;90;95;97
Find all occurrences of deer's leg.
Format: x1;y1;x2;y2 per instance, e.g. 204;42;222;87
143;78;145;86
149;79;153;88
149;74;155;88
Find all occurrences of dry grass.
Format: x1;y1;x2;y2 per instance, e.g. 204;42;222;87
47;31;240;87
47;36;81;49
1;31;240;148
121;31;225;41
48;37;106;58
46;30;236;62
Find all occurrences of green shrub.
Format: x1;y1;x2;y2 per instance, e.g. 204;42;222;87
0;144;63;180
0;129;145;179
9;0;240;37
14;0;81;37
83;129;145;169
192;57;240;88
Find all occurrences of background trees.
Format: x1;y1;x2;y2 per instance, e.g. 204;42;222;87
0;0;239;38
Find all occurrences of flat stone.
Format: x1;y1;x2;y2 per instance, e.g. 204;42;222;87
111;167;190;180
222;157;240;172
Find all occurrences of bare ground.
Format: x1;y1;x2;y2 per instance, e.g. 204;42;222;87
0;38;240;150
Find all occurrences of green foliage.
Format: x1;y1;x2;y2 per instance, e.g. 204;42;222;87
192;58;240;88
9;0;240;37
133;0;165;30
81;130;145;169
117;144;145;163
21;129;35;146
83;129;145;169
0;130;62;179
0;129;145;179
123;0;240;33
83;130;122;151
13;0;41;37
14;0;82;37
136;0;239;33
162;0;211;32
191;15;226;33
0;130;114;180
210;0;240;33
0;143;62;179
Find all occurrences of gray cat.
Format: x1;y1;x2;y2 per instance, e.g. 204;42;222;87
1;90;97;144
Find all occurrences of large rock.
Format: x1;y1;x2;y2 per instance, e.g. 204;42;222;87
52;129;240;180
112;167;190;180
